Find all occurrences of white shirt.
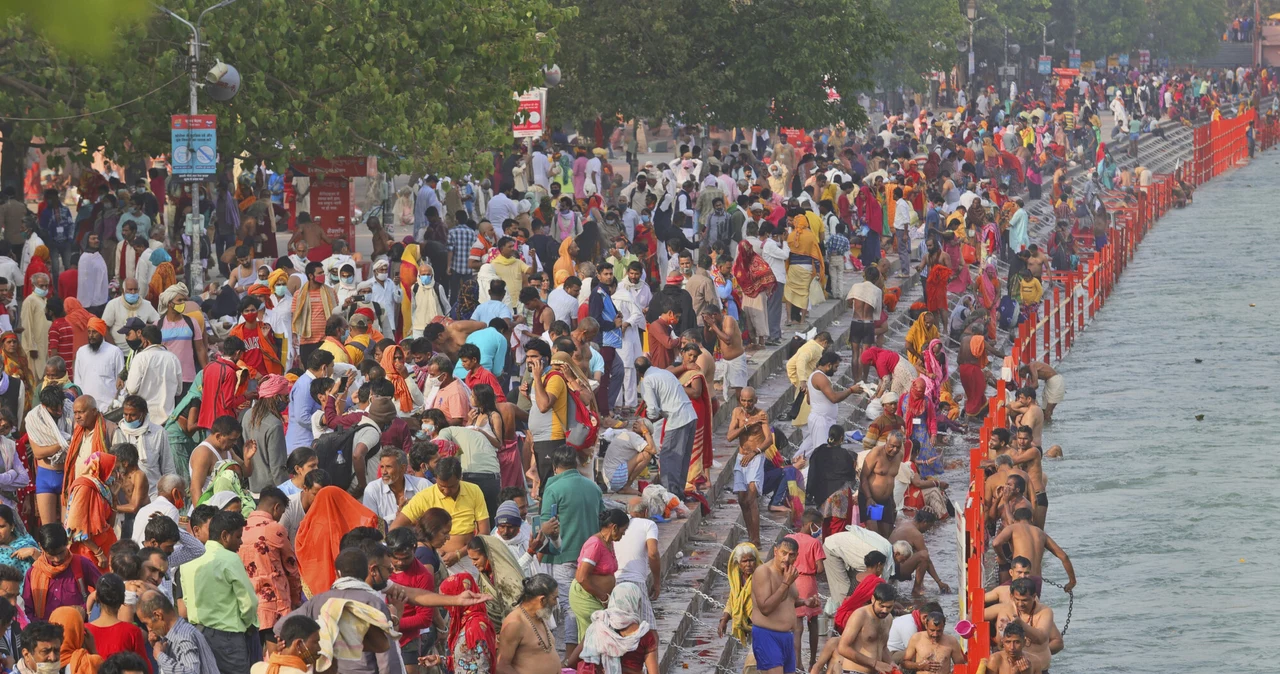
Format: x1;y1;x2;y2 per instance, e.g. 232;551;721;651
887;613;921;653
131;495;180;545
77;251;110;307
362;474;433;524
614;517;659;586
0;256;20;291
20;232;45;275
600;429;647;491
73;342;125;412
586;157;603;190
124;345;184;425
893;198;912;231
532;152;551;190
761;238;790;284
486;193;518;227
364;277;402;334
639;367;697;431
103;296;161;347
113;421;177;499
546;287;579;324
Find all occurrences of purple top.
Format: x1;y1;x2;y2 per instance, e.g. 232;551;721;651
22;555;101;621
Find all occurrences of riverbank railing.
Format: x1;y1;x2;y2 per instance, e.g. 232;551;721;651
954;110;1280;673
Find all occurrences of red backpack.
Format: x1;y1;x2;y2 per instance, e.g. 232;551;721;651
544;370;600;451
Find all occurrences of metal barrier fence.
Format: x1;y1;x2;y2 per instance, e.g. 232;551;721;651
954;111;1278;673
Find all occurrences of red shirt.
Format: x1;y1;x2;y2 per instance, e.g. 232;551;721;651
86;621;152;673
389;559;435;646
48;318;75;374
58;269;77;299
196;357;246;430
464;366;507;403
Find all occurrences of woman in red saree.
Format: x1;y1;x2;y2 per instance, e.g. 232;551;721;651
65;452;117;570
23;246;49;299
732;239;777;347
439;573;498;673
678;345;714;494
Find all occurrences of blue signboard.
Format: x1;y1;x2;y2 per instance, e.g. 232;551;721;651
171;115;217;179
1118;53;1130;67
1068;49;1081;69
1038;56;1052;75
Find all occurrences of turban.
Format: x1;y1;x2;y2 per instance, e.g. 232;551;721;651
665;273;684;286
87;317;109;338
258;374;291;398
267;268;289;289
247;284;270;297
158;283;188;311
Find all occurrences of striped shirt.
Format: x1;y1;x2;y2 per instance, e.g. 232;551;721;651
48;318;75;374
154;617;220;674
448;225;476;276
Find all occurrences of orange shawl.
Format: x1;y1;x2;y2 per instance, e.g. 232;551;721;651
62;416;109;505
265;655;311;674
50;607;103;674
28;554;75;620
230;320;283;376
295;487;381;596
379;345;414;412
66;452;117;570
63;297;92;355
148;261;178;305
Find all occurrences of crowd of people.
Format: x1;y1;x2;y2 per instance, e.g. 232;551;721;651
0;62;1264;674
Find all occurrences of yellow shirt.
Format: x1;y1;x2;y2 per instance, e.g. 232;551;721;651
545;373;569;440
490;256;530;309
400;481;490;535
318;338;350;365
804;210;825;242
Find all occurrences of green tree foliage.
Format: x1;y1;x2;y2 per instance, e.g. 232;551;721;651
553;0;898;131
0;0;149;56
1;0;570;182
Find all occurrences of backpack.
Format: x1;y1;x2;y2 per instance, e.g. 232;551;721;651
314;422;381;492
543;370;600;451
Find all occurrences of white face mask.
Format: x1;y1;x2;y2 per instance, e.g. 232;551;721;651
36;663;61;674
375;272;388;282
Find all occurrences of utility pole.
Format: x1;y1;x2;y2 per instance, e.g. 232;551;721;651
155;0;239;289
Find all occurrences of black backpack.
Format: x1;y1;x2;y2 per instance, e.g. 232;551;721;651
313;423;380;493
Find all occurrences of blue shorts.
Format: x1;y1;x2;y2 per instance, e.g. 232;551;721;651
608;461;630;492
35;466;63;495
752;625;796;673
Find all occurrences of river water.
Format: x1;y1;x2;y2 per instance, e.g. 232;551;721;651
1035;154;1280;672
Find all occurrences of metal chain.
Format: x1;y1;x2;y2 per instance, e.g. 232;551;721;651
1039;578;1074;636
681;612;744;649
692;588;726;610
671;643;743;674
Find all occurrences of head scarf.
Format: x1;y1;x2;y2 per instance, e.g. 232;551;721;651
551;350;592;394
295;486;382;596
732;240;776;298
379;345;415;413
258;374;291;398
62;297;92;350
149;247;172;265
787;215;823;261
553;237;577;286
49;607;103;674
969;334;988;364
1;331;32;385
207;491;239;509
159;282;189;311
433;438;459;458
904;313;938;370
859;346;900;379
580;582;651;674
725;542;761;642
267;267;290;291
471;534;524;625
148;261;178;305
33;245;50;262
901;376;937;437
439;574;497;673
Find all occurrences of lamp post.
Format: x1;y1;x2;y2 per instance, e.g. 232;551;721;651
155;0;240;289
965;0;985;110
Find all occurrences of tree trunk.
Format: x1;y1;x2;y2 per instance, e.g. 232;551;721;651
0;123;29;195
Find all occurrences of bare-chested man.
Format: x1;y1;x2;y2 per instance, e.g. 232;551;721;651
990;508;1077;593
1008;388;1045;448
987;622;1041;674
752;538;821;674
985;427;1013;465
1024;243;1048;279
845;266;883;382
288;212;333;253
902;612;966;674
1008;426;1048;528
985;578;1062;673
422;319;486;359
858;430;905;538
1018;361;1065;422
703;305;747;402
985;556;1036;608
889;511;951;596
727;387;772;443
497;573;562;674
836;583;897;673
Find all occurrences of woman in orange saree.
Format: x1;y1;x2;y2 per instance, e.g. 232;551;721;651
65;452;117;570
295;486;382;596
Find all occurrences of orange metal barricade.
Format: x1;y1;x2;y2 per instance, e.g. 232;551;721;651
955;116;1260;671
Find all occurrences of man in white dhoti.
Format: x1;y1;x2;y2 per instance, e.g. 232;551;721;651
795;353;862;473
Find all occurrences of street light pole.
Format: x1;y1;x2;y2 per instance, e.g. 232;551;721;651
155;0;238;288
966;0;979;110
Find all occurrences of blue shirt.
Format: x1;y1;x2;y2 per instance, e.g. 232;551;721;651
451;328;507;378
469;300;514;326
285;371;318;451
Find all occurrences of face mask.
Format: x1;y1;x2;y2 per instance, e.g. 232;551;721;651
419;275;433;286
36;662;60;674
172;302;186;314
342;330;351;342
124;293;140;304
33;287;48;298
243;311;258;322
126;338;143;351
124;417;144;430
422;422;437;436
328;273;339;283
641;214;651;223
375;272;388;282
341;276;354;285
274;285;287;298
414;430;430;439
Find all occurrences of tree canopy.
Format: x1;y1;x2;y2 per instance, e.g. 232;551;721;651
1;0;571;182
